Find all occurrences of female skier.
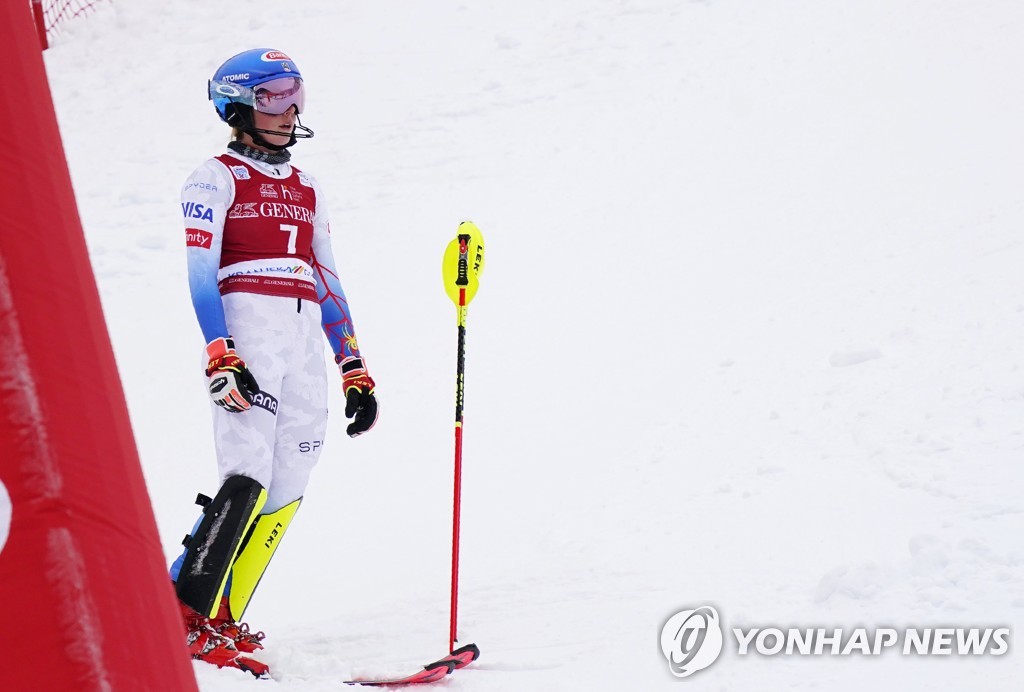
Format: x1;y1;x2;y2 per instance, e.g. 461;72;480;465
170;48;378;677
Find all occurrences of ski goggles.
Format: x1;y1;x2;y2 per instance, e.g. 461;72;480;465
209;76;306;115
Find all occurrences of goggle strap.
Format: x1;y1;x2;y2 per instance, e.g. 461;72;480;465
209;79;257;107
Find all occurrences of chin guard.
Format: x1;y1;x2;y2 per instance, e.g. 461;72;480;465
246;120;314;151
222;100;314;151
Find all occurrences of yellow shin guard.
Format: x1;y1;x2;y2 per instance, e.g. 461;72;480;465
227;498;302;621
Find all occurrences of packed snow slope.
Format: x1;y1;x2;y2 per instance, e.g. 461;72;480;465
45;1;1024;689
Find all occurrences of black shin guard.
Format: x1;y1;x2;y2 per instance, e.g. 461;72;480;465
176;475;267;617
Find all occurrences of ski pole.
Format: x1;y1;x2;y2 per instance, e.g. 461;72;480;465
442;221;485;653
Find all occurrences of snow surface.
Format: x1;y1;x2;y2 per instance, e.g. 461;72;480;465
43;1;1024;689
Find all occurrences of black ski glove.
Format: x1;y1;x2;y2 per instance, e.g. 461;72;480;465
338;356;378;437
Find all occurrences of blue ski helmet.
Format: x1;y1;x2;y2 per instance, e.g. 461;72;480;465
208;48;313;149
209;48;306;124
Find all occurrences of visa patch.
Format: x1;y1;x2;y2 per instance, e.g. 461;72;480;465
230;166;251;180
182;202;214;222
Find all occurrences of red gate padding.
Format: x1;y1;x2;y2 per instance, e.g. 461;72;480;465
0;5;199;691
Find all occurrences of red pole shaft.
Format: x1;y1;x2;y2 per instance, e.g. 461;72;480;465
450;422;463;652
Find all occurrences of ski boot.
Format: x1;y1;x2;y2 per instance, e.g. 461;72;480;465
181;600;269;678
209;596;267;654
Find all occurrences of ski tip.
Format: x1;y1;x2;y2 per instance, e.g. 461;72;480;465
343;647;481;686
451;642;480;658
344;660;455;686
448;642;481;668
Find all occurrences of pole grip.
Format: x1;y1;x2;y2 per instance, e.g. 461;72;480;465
456;234;470;287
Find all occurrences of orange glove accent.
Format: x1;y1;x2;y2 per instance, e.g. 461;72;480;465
206;338;261;413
